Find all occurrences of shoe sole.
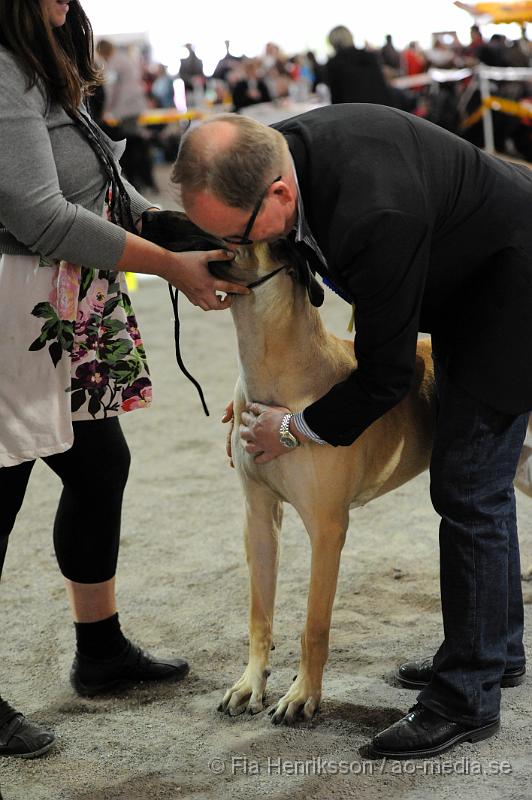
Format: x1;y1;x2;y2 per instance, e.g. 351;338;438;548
71;664;190;698
2;738;56;759
394;669;526;690
370;719;500;760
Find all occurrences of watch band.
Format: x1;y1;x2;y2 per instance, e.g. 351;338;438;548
279;412;299;448
280;413;293;437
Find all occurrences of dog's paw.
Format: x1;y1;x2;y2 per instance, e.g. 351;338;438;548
269;677;320;725
218;666;270;717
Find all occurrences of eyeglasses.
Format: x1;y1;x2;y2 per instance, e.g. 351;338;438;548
222;176;281;245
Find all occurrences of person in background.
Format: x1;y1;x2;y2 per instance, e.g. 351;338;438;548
0;0;246;759
325;25;396;106
212;39;242;82
403;40;428;75
231;57;271;112
151;63;175;109
305;50;325;91
179;42;205;105
96;38;156;191
478;33;511;67
461;24;485;64
380;34;401;72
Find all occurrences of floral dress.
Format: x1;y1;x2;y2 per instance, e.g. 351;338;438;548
36;258;152;419
0;253;151;467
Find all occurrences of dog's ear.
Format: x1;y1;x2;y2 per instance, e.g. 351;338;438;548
272;239;324;308
140;210;225;253
299;264;325;307
305;270;325;307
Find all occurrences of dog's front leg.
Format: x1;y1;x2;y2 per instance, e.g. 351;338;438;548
270;515;348;725
219;482;282;716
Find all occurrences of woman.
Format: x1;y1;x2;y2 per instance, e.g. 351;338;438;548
0;0;246;759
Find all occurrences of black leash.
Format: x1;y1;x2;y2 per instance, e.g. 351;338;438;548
169;265;289;417
168;283;211;416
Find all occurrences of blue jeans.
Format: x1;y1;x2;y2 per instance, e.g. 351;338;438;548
417;349;529;726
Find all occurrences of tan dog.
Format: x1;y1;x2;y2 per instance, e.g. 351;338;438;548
217;241;437;725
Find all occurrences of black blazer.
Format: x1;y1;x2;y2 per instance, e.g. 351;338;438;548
273;104;532;446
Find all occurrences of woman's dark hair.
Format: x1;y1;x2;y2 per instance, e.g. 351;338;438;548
0;0;102;111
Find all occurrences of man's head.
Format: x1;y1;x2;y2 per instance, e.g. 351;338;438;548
171;114;298;246
327;25;354;53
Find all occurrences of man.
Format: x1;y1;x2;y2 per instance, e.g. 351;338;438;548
172;106;532;759
325;25;396;106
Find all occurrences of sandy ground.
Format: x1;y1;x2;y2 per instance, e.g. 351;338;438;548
1;173;532;800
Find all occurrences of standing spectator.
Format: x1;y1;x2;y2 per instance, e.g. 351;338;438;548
403;41;427;75
305;50;325;90
179;43;205;106
381;34;401;72
461;25;485;63
325;25;396;106
96;39;156;191
231;58;271;112
212;40;242;82
478;34;510;67
151;63;176;108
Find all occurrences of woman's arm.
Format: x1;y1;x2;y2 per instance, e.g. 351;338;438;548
0;59;248;310
116;231;248;311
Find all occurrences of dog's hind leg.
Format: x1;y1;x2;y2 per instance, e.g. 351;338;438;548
219;481;282;717
270;510;348;725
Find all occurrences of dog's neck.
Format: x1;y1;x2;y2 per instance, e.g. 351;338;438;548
230;271;341;409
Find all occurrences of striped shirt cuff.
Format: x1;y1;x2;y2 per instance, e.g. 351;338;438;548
292;411;327;445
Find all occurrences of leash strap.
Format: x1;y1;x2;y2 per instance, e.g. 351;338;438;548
168;284;210;417
166;264;289;417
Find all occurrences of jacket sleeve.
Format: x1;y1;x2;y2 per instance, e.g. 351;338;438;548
303;210;430;446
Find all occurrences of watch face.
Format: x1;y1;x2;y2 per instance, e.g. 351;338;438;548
280;432;298;449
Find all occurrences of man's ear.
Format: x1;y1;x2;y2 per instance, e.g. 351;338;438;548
272;179;295;206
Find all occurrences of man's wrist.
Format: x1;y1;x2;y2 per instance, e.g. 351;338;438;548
291;411;327;445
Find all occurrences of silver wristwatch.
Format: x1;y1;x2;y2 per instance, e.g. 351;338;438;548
279;413;299;449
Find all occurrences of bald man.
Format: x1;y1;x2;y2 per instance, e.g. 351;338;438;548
172;106;532;759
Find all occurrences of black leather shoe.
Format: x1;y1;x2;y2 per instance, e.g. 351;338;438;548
0;706;55;759
70;639;189;697
370;703;500;760
395;657;526;689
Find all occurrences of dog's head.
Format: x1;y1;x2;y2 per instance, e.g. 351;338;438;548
140;209;324;306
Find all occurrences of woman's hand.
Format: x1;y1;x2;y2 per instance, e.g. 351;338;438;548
162;249;250;311
117;233;250;311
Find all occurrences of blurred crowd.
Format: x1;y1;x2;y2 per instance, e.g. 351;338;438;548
90;23;532;190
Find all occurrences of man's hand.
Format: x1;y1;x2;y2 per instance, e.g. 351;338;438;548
240;402;306;464
222;401;234;467
162;249;251;311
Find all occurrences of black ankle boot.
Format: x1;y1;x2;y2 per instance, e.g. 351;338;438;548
0;699;55;759
70;639;189;697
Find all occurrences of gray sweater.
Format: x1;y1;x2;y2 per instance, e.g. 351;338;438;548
0;45;153;268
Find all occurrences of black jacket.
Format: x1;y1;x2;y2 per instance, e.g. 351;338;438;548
325;48;395;106
273;104;532;445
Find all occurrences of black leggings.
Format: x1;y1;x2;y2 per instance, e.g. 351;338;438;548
0;418;130;583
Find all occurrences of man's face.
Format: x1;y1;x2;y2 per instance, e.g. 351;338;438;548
183;178;297;249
